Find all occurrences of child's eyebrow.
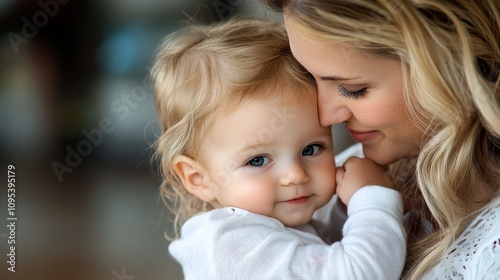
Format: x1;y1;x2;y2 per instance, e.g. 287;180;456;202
234;142;271;156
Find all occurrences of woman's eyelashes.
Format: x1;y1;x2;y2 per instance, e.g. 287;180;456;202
337;85;368;99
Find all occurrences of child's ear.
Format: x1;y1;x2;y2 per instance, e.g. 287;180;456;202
173;155;216;203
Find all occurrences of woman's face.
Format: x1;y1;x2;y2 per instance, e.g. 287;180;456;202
285;17;425;166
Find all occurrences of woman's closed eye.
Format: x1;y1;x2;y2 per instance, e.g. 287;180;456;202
245;155;271;167
337;85;368;99
302;143;325;157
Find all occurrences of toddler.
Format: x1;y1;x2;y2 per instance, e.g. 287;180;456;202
151;18;406;280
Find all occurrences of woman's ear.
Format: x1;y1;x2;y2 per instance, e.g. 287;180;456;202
173;155;217;203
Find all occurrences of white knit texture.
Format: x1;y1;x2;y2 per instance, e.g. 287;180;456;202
423;197;500;279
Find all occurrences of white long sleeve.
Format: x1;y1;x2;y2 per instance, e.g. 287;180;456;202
169;186;406;280
311;143;364;243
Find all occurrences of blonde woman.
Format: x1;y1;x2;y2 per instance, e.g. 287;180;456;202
262;0;500;279
151;18;406;279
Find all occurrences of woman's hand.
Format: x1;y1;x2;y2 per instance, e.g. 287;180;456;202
336;157;395;205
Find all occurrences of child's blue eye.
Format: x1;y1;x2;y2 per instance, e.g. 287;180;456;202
337;85;367;99
246;156;270;167
302;144;324;156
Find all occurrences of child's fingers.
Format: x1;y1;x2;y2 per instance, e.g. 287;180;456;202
342;156;361;169
335;166;345;188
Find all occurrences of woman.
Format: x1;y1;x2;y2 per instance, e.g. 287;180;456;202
262;0;500;279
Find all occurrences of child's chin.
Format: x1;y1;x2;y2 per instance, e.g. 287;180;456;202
280;214;313;228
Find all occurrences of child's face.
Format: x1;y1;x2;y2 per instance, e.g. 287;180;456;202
199;98;336;227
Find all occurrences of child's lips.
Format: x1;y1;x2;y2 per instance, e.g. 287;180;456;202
284;196;310;204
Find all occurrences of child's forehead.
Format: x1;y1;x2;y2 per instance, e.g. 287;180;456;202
212;96;320;140
218;96;307;120
201;96;323;145
221;84;315;112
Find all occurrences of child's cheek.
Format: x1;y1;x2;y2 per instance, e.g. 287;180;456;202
229;175;276;214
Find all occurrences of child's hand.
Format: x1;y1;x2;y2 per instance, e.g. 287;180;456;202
336;157;394;205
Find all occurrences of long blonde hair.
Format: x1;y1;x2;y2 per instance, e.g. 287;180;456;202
150;17;315;239
263;0;500;278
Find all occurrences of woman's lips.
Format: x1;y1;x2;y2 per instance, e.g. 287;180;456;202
348;129;379;143
285;196;310;205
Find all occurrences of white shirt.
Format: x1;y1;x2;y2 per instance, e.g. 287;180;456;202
310;143;364;243
169;186;406;280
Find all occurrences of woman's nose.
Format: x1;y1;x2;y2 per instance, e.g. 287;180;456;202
281;161;310;186
317;85;353;126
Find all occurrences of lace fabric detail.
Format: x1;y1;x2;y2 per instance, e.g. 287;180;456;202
424;198;500;279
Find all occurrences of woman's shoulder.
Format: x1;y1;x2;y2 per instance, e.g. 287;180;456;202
464;197;500;249
425;197;500;279
462;197;500;256
463;198;500;278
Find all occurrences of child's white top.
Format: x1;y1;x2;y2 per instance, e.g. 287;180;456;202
310;143;365;243
169;186;406;280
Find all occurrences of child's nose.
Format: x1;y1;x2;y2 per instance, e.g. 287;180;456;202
281;161;309;186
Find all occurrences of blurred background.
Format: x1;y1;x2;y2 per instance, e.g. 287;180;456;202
0;1;354;279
